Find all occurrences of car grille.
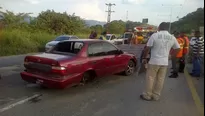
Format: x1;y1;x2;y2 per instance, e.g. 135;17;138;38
26;62;52;72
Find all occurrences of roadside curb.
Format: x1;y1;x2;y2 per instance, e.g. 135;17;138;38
184;67;204;116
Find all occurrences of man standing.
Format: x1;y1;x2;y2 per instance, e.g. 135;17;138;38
140;22;180;101
190;31;204;77
179;32;190;72
169;32;185;78
99;31;107;40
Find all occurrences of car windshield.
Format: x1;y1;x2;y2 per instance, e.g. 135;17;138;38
124;34;133;39
106;35;111;40
48;41;84;55
54;36;70;41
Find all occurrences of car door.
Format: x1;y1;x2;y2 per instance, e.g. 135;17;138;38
110;35;116;44
102;42;125;74
87;43;107;77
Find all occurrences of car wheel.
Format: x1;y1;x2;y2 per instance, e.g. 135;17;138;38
124;60;136;76
80;71;95;85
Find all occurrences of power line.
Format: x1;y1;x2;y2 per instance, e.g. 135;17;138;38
105;3;116;23
161;4;182;33
177;0;188;19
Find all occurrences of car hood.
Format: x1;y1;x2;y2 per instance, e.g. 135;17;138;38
47;41;60;46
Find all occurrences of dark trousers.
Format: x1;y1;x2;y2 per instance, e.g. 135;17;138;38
179;58;185;72
172;57;180;74
192;57;202;76
172;57;185;74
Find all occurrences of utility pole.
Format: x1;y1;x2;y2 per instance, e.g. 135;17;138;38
161;4;182;33
125;10;129;29
105;3;116;23
126;10;128;21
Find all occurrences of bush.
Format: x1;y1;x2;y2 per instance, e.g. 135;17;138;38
0;29;90;56
0;29;56;56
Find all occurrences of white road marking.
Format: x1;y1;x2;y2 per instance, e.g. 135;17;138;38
0;94;42;113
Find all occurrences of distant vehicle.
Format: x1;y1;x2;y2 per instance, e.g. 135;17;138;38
45;35;79;51
21;39;137;89
116;32;134;45
106;34;117;44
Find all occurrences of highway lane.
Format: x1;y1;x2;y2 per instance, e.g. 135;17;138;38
0;68;199;116
0;45;201;116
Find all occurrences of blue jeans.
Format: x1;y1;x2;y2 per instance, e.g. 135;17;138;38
192;56;202;76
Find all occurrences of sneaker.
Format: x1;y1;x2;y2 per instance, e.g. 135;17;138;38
179;70;184;73
140;95;152;101
169;74;178;78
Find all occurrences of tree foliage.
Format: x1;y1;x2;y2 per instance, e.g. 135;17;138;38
172;8;204;33
0;8;154;36
35;10;85;34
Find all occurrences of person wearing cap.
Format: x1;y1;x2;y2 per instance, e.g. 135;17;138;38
99;31;107;40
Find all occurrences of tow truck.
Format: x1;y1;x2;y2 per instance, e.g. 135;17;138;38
134;26;156;43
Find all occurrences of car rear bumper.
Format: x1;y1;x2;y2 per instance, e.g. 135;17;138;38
20;71;81;89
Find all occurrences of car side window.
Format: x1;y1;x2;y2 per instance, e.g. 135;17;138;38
88;43;104;57
103;42;118;55
71;37;78;39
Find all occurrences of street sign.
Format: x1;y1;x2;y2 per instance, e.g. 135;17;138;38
142;18;148;24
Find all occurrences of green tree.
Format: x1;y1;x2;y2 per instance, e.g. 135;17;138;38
36;10;85;34
172;8;204;33
105;20;126;34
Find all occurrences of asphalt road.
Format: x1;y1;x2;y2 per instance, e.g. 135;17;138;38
0;45;202;116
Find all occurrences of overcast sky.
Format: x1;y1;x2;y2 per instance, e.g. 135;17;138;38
0;0;204;25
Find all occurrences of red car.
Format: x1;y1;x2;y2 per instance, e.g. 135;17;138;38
20;39;137;89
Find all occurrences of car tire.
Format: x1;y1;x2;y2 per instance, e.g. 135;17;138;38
80;71;95;84
124;60;136;76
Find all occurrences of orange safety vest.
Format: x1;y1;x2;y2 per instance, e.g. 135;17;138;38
182;36;190;55
176;38;185;58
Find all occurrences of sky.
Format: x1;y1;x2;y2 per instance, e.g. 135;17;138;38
0;0;204;25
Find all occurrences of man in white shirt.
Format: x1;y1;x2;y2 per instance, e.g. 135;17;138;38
140;22;180;101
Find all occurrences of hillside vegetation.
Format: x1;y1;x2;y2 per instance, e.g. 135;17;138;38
172;8;204;33
0;8;151;56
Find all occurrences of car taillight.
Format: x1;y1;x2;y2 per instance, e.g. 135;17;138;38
51;66;67;75
24;58;29;65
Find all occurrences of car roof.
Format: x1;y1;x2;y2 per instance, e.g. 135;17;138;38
106;34;114;36
57;35;76;38
58;39;105;44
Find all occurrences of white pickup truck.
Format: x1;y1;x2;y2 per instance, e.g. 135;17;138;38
106;32;133;45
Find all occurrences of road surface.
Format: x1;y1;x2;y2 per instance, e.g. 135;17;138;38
0;45;203;116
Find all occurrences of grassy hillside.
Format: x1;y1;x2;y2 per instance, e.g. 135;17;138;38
0;29;88;56
171;8;204;33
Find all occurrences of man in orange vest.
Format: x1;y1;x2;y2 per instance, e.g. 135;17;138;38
179;32;190;73
169;32;185;78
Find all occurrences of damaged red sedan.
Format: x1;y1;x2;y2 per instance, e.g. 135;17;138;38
20;39;137;89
